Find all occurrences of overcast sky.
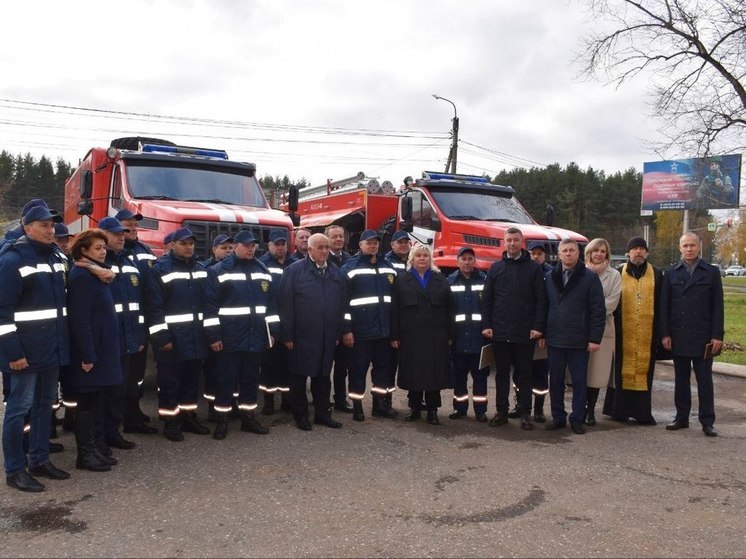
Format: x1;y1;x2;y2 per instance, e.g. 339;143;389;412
0;0;663;187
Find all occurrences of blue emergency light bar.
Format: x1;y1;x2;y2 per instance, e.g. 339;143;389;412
422;171;490;183
140;143;229;160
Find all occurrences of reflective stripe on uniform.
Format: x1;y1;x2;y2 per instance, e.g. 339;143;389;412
238;403;258;411
267;267;283;274
129;302;140;311
471;285;484;292
137;254;157;261
19;264;53;277
350;295;390;306
121;266;140;274
159;407;180;417
214;405;232;413
0;324;17;336
193;271;208;279
344;313;352;320
53;263;66;273
450;285;466;292
149;323;168;335
138;315;145;324
219;273;247;282
178;403;198;411
161;272;191;283
454;314;466;322
250;272;272;282
203;317;220;327
472;396;488;402
114;304;123;313
347;268;376;278
453;395;469;402
218;307;252;316
265;315;280;324
165;313;199;323
14;308;60;321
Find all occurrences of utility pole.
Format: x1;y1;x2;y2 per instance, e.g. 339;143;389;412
432;94;459;174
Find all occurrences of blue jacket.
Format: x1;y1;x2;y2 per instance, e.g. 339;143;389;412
545;261;606;348
124;238;157;272
147;252;208;362
105;250;145;355
0;237;70;372
481;250;548;343
447;269;488;354
384;250;407;272
278;257;348;377
341;254;397;340
660;259;724;357
66;264;123;389
203;254;279;353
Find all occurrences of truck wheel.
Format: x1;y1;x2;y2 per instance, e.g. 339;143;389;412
109;137;176;150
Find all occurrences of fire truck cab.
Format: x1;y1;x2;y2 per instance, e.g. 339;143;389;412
296;170;587;272
64;137;293;257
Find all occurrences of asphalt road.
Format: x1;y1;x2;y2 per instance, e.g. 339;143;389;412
1;364;745;558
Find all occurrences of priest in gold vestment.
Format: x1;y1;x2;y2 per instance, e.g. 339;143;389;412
602;237;662;424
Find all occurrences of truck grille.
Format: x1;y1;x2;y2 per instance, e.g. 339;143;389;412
182;220;289;259
463;234;501;247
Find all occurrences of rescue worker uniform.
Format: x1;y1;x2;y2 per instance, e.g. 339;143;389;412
384;250;407;272
341;250;398;420
203;238;279;439
0;207;70;491
328;249;353;412
258;248;296;414
147;233;210;441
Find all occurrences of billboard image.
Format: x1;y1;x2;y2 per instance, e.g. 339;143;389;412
641;154;741;211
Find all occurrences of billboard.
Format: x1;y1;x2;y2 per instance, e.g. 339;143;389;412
641;154;741;211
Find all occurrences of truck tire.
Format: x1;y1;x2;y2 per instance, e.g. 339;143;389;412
110;137;176;150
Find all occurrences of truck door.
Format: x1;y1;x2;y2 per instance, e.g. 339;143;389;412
407;190;437;246
109;163;124;217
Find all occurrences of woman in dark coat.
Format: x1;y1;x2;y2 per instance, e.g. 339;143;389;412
67;229;123;472
391;243;453;425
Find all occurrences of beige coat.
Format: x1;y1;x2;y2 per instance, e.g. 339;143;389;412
586;265;621;388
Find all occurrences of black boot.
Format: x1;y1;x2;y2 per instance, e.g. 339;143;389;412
507;391;521;419
207;402;218;423
533;395;546;423
384;393;398;417
352;400;365;422
163;418;184;442
75;410;111;472
262;393;275;416
372;395;396;418
426;409;440;425
585;388;599;426
241;412;270;435
213;415;228;440
180;412;210;435
405;408;422;422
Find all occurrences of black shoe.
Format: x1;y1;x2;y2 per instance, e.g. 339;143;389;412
163;419;185;442
29;462;71;480
107;433;136;450
666;420;690;431
448;410;466;420
703;426;718;437
426;410;440;425
49;441;64;453
570;422;586;435
533;410;546;423
296;417;313;431
405;409;422;422
372;397;397;418
92;448;118;466
334;400;354;413
636;417;657;426
213;418;228;440
352;400;365;422
545;420;566;431
181;413;210;435
476;412;488;423
521;415;534;431
585;410;596;426
488;412;509;427
241;415;270;435
124;422;158;435
507;408;521;419
314;415;342;428
6;469;45;492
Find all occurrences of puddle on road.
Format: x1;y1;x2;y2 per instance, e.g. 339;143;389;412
0;495;91;534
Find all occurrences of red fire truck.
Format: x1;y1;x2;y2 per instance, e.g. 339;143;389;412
63;137;295;257
295;171;587;272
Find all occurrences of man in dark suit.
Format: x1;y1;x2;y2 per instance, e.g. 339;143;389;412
660;232;724;437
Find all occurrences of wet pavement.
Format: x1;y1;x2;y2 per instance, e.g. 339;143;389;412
1;364;745;558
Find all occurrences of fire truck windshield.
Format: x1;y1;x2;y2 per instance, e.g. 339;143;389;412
428;188;534;224
125;161;267;208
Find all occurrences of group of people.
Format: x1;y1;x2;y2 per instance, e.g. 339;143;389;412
0;198;724;494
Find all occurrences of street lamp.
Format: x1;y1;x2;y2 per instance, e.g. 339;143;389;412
432;94;459;174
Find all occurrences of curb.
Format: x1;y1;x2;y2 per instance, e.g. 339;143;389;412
657;359;746;379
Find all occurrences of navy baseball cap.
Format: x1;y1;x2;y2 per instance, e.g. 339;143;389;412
212;234;233;247
23;206;62;225
99;217;129;233
114;209;143;222
527;241;547;252
360;229;380;241
457;246;475;258
54;223;71;238
21;198;55;217
391;231;410;242
171;227;196;242
269;229;288;243
234;230;257;245
164;232;175;244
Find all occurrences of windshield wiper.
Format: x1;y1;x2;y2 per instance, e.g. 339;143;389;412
448;215;484;221
186;198;236;205
137;195;177;200
485;218;516;222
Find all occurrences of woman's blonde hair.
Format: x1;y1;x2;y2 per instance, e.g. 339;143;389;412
406;242;440;272
584;238;611;263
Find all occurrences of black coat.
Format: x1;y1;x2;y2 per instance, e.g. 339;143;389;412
391;270;453;391
660;259;724;357
278;257;347;377
66;265;123;390
481;250;547;343
545;261;606;348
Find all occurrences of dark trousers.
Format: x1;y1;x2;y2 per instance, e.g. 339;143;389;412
532;359;549;394
332;343;351;403
202;352;218;402
548;347;589;424
492;341;534;415
156;359;201;417
288;374;332;420
348;338;394;399
452;353;489;414
672;356;715;427
98;354;130;439
408;390;441;411
260;344;291;394
214;351;261;412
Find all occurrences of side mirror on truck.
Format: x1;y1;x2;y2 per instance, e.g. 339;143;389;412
288;184;300;226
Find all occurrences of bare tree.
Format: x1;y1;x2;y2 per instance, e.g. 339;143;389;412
580;0;746;157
